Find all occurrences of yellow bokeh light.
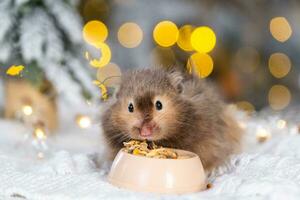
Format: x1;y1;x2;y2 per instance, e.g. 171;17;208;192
236;101;255;114
34;128;46;140
153;21;179;47
191;26;216;53
268;85;291;110
118;22;143;48
22;105;33;116
83;20;108;46
270;17;292;42
85;42;111;68
97;63;122;87
187;53;213;78
177;25;194;51
256;128;271;143
268;53;291;78
76;115;92;129
277;119;287;129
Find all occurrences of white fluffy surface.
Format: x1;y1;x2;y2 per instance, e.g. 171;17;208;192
0;109;300;200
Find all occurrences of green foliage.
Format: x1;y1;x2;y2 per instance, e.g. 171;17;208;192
21;61;45;89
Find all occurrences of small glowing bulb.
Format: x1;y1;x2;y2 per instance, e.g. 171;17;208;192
256;128;271;143
277;119;287;129
76;115;92;129
22;105;33;116
34;128;46;140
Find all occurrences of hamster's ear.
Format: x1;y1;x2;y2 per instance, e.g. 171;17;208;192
168;71;183;93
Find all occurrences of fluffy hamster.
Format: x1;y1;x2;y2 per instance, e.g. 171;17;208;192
101;68;242;172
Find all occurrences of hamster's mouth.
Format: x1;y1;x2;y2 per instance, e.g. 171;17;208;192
135;123;160;139
131;123;161;140
140;125;154;137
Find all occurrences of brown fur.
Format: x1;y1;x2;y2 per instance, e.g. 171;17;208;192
101;68;242;172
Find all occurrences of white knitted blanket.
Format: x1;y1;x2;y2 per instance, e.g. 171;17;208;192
1;111;300;200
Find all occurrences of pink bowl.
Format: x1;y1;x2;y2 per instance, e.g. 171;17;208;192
108;149;207;194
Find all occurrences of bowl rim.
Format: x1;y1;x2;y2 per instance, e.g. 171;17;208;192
119;148;199;161
107;175;207;194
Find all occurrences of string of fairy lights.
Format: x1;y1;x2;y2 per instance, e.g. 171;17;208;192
16;103;49;159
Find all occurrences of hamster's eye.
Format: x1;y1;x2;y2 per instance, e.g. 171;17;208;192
128;103;134;113
155;100;163;110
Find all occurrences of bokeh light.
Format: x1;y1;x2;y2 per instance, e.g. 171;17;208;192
153;21;179;47
270;17;292;42
118;22;143;48
86;42;111;68
76;114;92;129
34;128;47;140
268;85;291;110
190;26;216;53
187;52;213;78
256;127;271;143
236;101;255;114
83;20;108;46
268;53;291;78
177;25;194;51
277;119;287;129
22;105;33;116
97;63;122;87
233;47;260;73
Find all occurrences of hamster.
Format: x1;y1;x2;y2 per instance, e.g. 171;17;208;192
101;68;242;172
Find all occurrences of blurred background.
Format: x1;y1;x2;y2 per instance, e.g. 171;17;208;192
79;0;300;111
0;0;299;132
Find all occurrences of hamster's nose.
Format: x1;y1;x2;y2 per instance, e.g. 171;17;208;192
140;122;156;137
143;113;152;122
